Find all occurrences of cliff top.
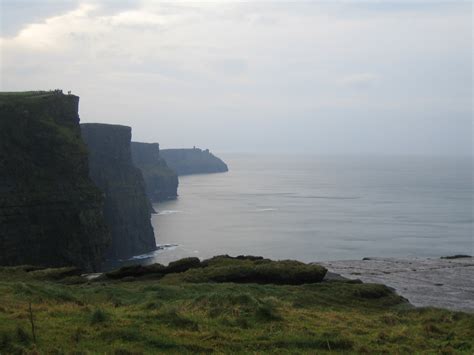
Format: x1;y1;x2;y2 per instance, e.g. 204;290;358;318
81;123;131;131
81;123;132;146
0;90;78;104
81;123;132;136
0;256;471;353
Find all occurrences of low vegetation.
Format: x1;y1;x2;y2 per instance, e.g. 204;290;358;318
105;255;327;285
0;257;472;354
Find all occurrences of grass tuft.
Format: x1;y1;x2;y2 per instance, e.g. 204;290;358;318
156;308;198;330
90;308;108;325
15;326;30;344
255;301;282;322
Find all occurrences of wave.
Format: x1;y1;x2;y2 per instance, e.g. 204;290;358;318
128;244;179;260
255;208;278;212
157;243;179;249
156;210;182;215
292;195;360;200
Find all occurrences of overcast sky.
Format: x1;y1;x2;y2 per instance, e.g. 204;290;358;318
0;1;472;155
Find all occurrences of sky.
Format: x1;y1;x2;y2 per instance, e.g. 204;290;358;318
0;0;472;155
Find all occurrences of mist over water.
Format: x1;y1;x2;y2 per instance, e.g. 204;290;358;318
147;154;472;265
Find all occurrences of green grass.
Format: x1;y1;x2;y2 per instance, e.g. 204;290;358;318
105;255;327;285
0;258;472;354
0;90;67;104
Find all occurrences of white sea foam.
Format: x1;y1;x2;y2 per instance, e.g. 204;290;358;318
255;208;277;212
157;210;182;215
128;244;179;260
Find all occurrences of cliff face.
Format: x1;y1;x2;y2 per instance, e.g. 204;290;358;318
160;148;228;176
131;142;178;202
0;91;110;271
80;124;156;259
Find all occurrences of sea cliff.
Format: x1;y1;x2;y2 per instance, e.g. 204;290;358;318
81;123;156;260
160;148;228;175
131;142;178;202
0;91;109;271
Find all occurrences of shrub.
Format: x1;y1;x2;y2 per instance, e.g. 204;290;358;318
106;264;165;279
163;257;201;274
255;302;282;322
105;258;202;280
90;309;108;325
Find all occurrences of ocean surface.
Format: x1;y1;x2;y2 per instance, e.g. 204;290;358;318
137;155;473;266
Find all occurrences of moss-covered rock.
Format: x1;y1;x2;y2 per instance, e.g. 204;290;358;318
170;258;327;285
0;91;110;271
105;255;327;285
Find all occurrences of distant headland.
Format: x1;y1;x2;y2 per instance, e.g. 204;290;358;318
160;147;229;176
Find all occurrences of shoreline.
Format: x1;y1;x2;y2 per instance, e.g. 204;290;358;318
100;250;474;313
319;256;474;313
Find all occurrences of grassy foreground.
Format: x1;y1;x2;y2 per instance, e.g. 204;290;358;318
0;256;472;354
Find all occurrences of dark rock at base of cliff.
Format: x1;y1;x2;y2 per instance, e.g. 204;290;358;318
160;147;228;176
131;142;178;202
0;91;110;271
81;123;156;260
440;254;472;259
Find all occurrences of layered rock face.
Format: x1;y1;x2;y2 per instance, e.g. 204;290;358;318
160;148;228;176
0;91;109;271
131;142;178;202
80;124;156;259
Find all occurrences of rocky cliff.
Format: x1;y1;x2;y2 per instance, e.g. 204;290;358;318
160;148;228;176
80;123;156;259
131;142;178;202
0;91;109;271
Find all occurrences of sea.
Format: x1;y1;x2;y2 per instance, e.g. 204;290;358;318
130;154;473;266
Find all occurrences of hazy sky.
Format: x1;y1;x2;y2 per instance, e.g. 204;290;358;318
0;1;472;155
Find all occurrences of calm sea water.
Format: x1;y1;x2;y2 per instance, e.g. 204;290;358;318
139;155;472;265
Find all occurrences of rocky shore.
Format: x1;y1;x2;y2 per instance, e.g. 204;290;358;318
320;256;474;312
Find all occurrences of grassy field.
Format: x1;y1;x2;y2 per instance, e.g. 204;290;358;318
0;257;472;354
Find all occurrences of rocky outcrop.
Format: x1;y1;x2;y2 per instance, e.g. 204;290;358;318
0;91;109;271
81;124;156;259
320;257;474;312
160;148;228;176
131;142;178;202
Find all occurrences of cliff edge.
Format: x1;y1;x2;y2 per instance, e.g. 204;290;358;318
160;148;228;176
81;123;156;259
0;91;109;271
131;142;178;202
